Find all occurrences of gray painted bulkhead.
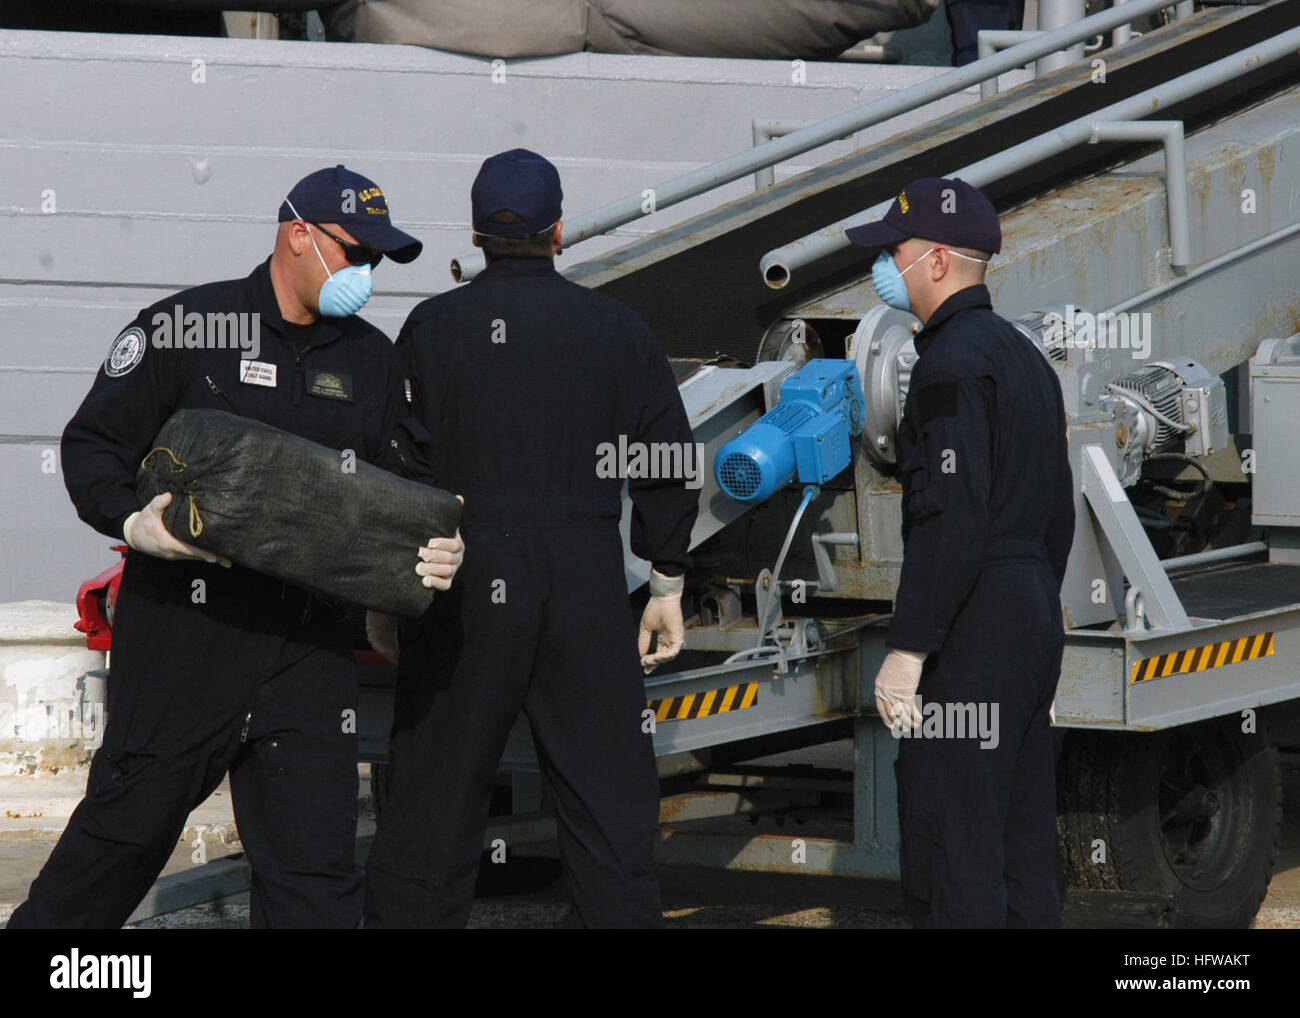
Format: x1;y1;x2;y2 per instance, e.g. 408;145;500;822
0;27;982;602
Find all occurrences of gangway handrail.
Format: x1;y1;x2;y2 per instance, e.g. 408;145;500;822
759;24;1300;288
448;0;1193;282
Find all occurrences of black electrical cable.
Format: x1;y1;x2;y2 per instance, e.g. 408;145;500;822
1141;452;1212;502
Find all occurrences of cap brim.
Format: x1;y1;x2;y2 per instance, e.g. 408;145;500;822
844;219;910;249
346;221;424;264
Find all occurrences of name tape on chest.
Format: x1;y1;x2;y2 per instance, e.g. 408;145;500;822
239;360;278;388
308;369;354;402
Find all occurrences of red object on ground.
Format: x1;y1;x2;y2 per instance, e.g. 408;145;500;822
74;547;127;652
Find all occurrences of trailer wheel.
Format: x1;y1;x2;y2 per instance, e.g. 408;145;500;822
1057;716;1281;928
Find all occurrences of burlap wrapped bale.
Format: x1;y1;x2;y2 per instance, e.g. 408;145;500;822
136;408;461;618
324;0;939;59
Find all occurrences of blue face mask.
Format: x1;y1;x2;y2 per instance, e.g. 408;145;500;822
872;246;991;313
871;247;933;313
316;261;373;318
286;198;375;318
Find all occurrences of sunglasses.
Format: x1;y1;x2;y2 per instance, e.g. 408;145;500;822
311;223;383;269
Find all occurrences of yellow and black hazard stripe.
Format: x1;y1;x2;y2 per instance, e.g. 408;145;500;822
648;682;759;722
1131;631;1275;683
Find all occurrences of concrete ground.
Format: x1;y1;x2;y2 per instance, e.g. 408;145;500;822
2;748;1298;929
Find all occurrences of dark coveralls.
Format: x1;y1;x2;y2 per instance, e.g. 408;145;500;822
946;0;1025;65
8;258;426;929
887;283;1074;928
364;256;698;928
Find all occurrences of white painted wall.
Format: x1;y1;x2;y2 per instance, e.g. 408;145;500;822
0;601;104;775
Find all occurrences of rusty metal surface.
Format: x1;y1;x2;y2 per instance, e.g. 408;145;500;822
1126;603;1300;730
1057;635;1129;728
562;3;1294;358
802;83;1300;393
1055;591;1300;731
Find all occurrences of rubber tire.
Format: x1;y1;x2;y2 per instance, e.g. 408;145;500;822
1057;715;1281;929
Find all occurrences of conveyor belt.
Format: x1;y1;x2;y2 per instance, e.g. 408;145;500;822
567;1;1300;359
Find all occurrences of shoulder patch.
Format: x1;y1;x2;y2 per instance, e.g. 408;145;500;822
104;327;146;378
916;381;960;424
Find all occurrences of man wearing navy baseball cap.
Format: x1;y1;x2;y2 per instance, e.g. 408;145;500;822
468;147;564;245
13;166;464;930
850;178;1075;928
280;164;425;260
364;148;699;928
277;164;423;319
845;176;1001;322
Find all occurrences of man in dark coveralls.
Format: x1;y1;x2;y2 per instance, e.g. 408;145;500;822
9;166;465;929
846;177;1074;928
364;149;699;928
946;0;1025;66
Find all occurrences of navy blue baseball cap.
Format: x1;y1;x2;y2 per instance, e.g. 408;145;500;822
845;177;1001;254
278;165;423;264
471;148;563;239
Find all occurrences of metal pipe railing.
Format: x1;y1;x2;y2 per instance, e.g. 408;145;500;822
447;0;1188;282
1088;120;1189;273
752;119;835;191
977;30;1043;99
1163;541;1268;572
1038;0;1089;73
1115;0;1135;46
1104;219;1300;315
758;25;1300;289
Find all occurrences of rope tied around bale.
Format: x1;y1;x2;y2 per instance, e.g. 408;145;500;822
140;445;187;473
139;445;204;538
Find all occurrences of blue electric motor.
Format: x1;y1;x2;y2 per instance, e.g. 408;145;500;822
714;359;866;503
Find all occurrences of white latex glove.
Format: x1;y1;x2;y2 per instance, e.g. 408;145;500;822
123;492;231;567
365;611;401;664
416;496;465;591
639;570;685;674
874;648;928;733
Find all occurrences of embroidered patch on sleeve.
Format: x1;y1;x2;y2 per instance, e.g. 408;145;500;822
104;327;146;378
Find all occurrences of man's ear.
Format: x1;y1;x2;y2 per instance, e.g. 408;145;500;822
553;220;564;255
471;232;481;249
931;246;950;281
288;220;312;257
